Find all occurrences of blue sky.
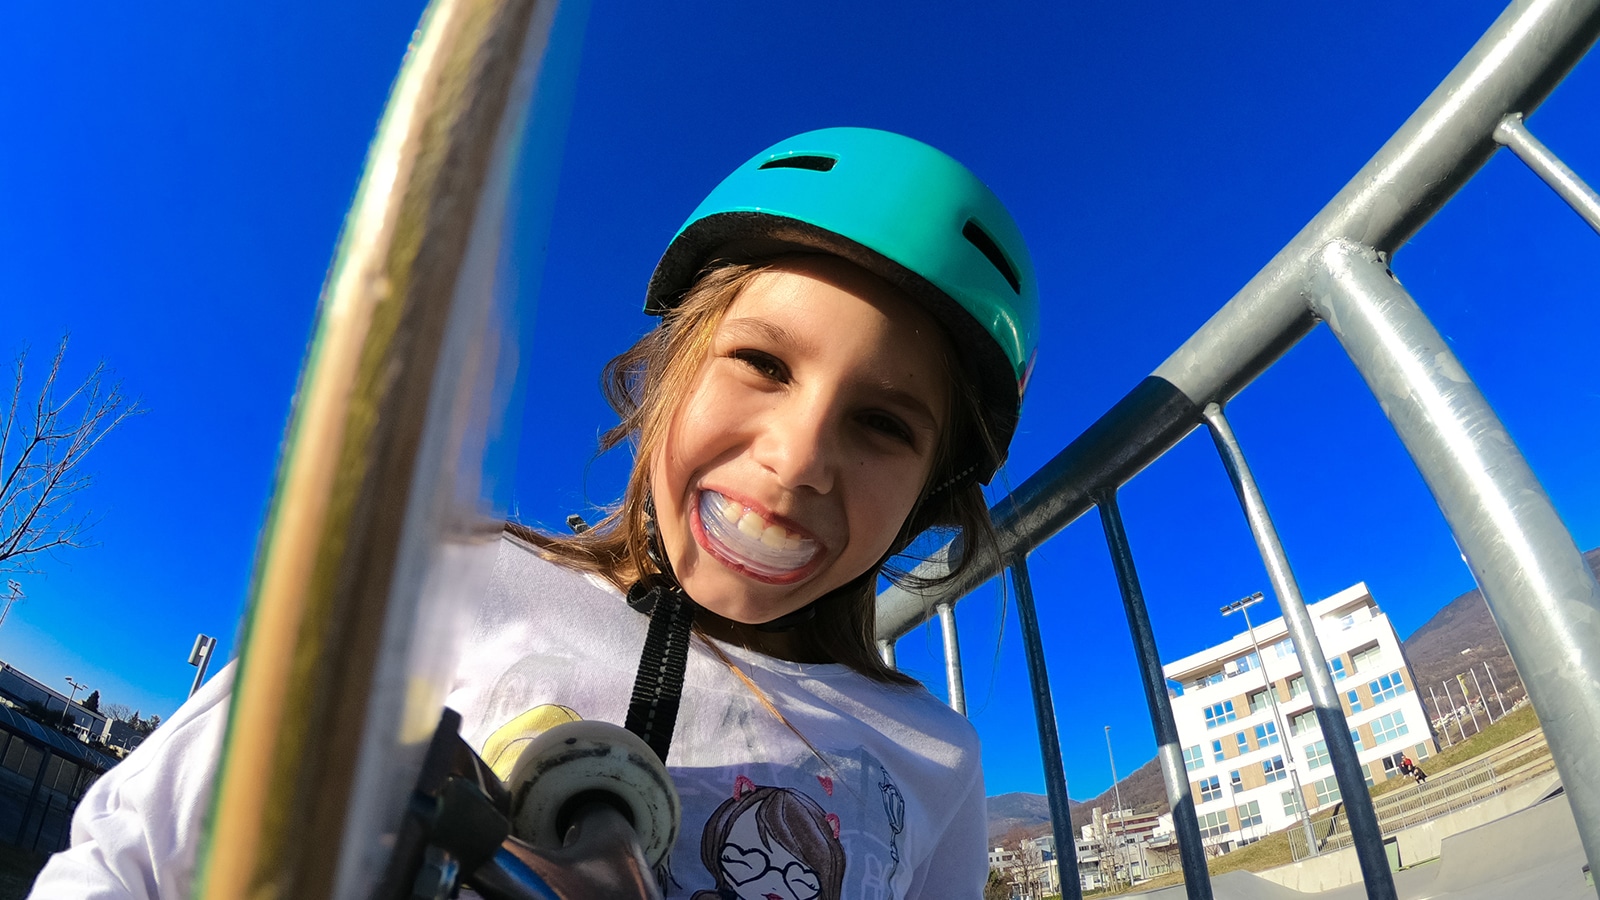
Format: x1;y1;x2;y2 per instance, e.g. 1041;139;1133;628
2;0;1595;800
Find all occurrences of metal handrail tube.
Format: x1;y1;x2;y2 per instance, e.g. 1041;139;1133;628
1494;112;1600;233
1310;239;1600;897
1009;556;1084;900
1097;491;1213;900
875;0;1600;641
1203;404;1394;898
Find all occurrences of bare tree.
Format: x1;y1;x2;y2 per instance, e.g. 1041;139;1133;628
103;702;132;722
997;826;1048;900
0;336;142;574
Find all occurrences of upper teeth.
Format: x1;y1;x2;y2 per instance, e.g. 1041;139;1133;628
722;496;806;551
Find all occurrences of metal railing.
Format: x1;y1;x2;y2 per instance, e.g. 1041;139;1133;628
1288;757;1508;861
875;1;1600;898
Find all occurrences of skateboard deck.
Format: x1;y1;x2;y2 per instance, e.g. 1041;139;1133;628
196;0;590;895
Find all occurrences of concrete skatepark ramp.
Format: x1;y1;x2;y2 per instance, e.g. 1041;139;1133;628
1124;790;1590;900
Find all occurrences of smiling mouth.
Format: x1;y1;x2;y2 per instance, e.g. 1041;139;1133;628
696;491;821;581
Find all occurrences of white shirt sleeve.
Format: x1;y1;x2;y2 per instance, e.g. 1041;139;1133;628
28;664;233;900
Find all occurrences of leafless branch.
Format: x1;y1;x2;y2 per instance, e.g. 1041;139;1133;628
0;335;143;574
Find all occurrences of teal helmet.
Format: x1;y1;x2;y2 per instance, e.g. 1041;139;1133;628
645;127;1040;485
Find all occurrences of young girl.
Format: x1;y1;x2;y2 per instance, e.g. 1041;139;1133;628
31;126;1040;899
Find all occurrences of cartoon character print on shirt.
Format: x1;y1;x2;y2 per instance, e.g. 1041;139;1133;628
478;703;583;779
691;775;844;900
878;768;904;888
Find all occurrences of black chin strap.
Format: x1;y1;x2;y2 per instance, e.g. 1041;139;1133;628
623;498;697;764
754;601;817;632
622;495;830;761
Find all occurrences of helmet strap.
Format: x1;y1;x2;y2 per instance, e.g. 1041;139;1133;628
623;493;697;763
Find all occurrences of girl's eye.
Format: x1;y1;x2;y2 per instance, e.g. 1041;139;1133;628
861;411;915;446
731;349;789;382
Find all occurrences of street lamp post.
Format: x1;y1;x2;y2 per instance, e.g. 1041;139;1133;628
1221;592;1319;856
0;581;22;633
61;676;88;726
188;634;218;698
1104;725;1133;885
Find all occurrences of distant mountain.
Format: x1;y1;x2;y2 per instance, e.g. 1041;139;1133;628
986;758;1165;846
1401;547;1600;717
986;792;1056;843
985;549;1600;846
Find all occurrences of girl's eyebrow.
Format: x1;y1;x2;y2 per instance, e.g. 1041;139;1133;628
720;316;810;352
875;382;942;432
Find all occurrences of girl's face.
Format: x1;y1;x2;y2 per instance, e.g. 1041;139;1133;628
651;257;949;626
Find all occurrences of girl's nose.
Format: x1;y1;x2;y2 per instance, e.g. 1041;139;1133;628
752;402;837;494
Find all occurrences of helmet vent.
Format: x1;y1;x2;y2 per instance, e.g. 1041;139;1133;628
758;154;837;172
962;219;1021;294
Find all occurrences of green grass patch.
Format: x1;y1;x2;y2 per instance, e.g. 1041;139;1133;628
1368;705;1540;799
1423;705;1539;770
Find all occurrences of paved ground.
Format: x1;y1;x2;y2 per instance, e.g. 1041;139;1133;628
1124;791;1592;900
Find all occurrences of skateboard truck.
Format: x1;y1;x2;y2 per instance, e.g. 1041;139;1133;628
375;709;676;900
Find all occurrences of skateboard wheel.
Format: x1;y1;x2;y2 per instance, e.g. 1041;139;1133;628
504;720;680;867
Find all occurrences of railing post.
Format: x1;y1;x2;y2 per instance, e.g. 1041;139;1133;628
1201;402;1397;899
1493;112;1600;235
1008;554;1084;900
936;602;967;715
1311;239;1600;897
1096;490;1213;900
877;639;897;670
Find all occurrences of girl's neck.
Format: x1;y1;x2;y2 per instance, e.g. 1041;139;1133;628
605;560;831;664
693;607;831;664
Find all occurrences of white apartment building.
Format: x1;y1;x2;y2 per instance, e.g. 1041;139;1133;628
1163;583;1436;852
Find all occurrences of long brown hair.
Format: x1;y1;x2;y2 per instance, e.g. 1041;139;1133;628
511;259;1001;685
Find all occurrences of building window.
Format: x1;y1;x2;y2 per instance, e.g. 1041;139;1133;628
1290;709;1318;736
1248;689;1270;713
1273;638;1296;659
1371;711;1410;746
1312;775;1342;806
1350;644;1382;673
1184;745;1205;772
1199;776;1222;802
1236;731;1250;755
1369;671;1407;704
1337;614;1356;630
1262;755;1288;784
1237;800;1263;828
1197;810;1231;839
1346;690;1363;713
1283;789;1305;816
1229;652;1261;675
1192;671;1225;690
1204;700;1237;729
1288;676;1308;699
1230;770;1242;791
1351;729;1364;751
1305;740;1331;769
1212;739;1225;762
1328;658;1347;681
1254;722;1280;747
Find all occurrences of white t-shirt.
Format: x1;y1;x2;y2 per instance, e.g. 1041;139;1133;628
31;533;987;899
